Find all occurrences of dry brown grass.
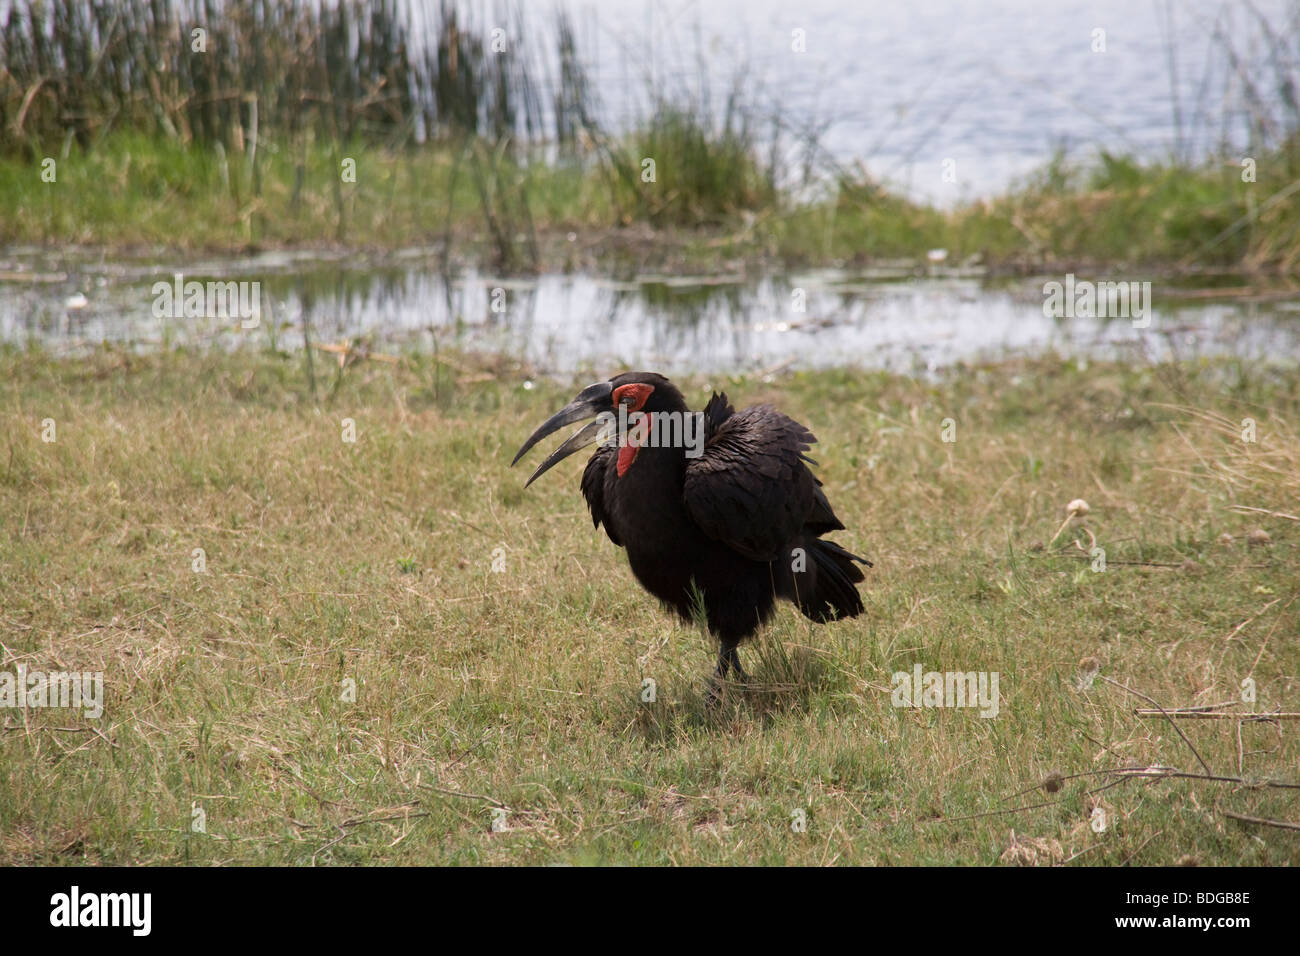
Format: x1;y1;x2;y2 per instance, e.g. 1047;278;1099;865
1;348;1297;864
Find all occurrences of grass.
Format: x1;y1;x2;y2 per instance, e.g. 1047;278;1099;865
609;104;777;228
0;132;596;253
2;346;1297;865
950;147;1300;271
769;143;1300;271
3;129;1299;272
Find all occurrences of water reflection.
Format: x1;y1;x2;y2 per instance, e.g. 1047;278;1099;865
1;249;1297;375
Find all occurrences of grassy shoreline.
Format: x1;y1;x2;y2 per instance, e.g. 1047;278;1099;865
5;0;1298;274
3;133;1299;274
2;347;1297;864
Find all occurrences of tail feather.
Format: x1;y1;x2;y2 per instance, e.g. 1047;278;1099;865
792;537;871;622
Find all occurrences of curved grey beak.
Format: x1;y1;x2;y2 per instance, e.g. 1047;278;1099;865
512;381;614;486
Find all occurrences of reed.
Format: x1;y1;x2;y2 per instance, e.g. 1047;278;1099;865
0;0;580;154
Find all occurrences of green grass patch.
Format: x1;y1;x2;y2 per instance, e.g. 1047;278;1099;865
4;131;1298;272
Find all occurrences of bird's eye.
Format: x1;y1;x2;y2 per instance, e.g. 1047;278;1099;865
612;382;654;410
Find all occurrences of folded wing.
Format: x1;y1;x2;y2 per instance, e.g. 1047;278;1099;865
682;394;823;562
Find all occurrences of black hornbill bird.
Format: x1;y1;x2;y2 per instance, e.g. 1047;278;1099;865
512;372;870;695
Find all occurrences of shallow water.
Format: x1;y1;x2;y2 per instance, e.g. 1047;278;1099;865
3;249;1297;375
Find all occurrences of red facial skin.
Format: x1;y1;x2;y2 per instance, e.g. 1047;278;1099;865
612;383;656;476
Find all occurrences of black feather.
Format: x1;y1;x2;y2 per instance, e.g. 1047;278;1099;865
536;371;871;675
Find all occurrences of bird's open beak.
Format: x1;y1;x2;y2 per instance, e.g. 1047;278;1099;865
512;381;614;486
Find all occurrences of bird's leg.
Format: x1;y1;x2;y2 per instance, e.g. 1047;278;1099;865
724;644;749;683
705;642;746;707
704;652;728;708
